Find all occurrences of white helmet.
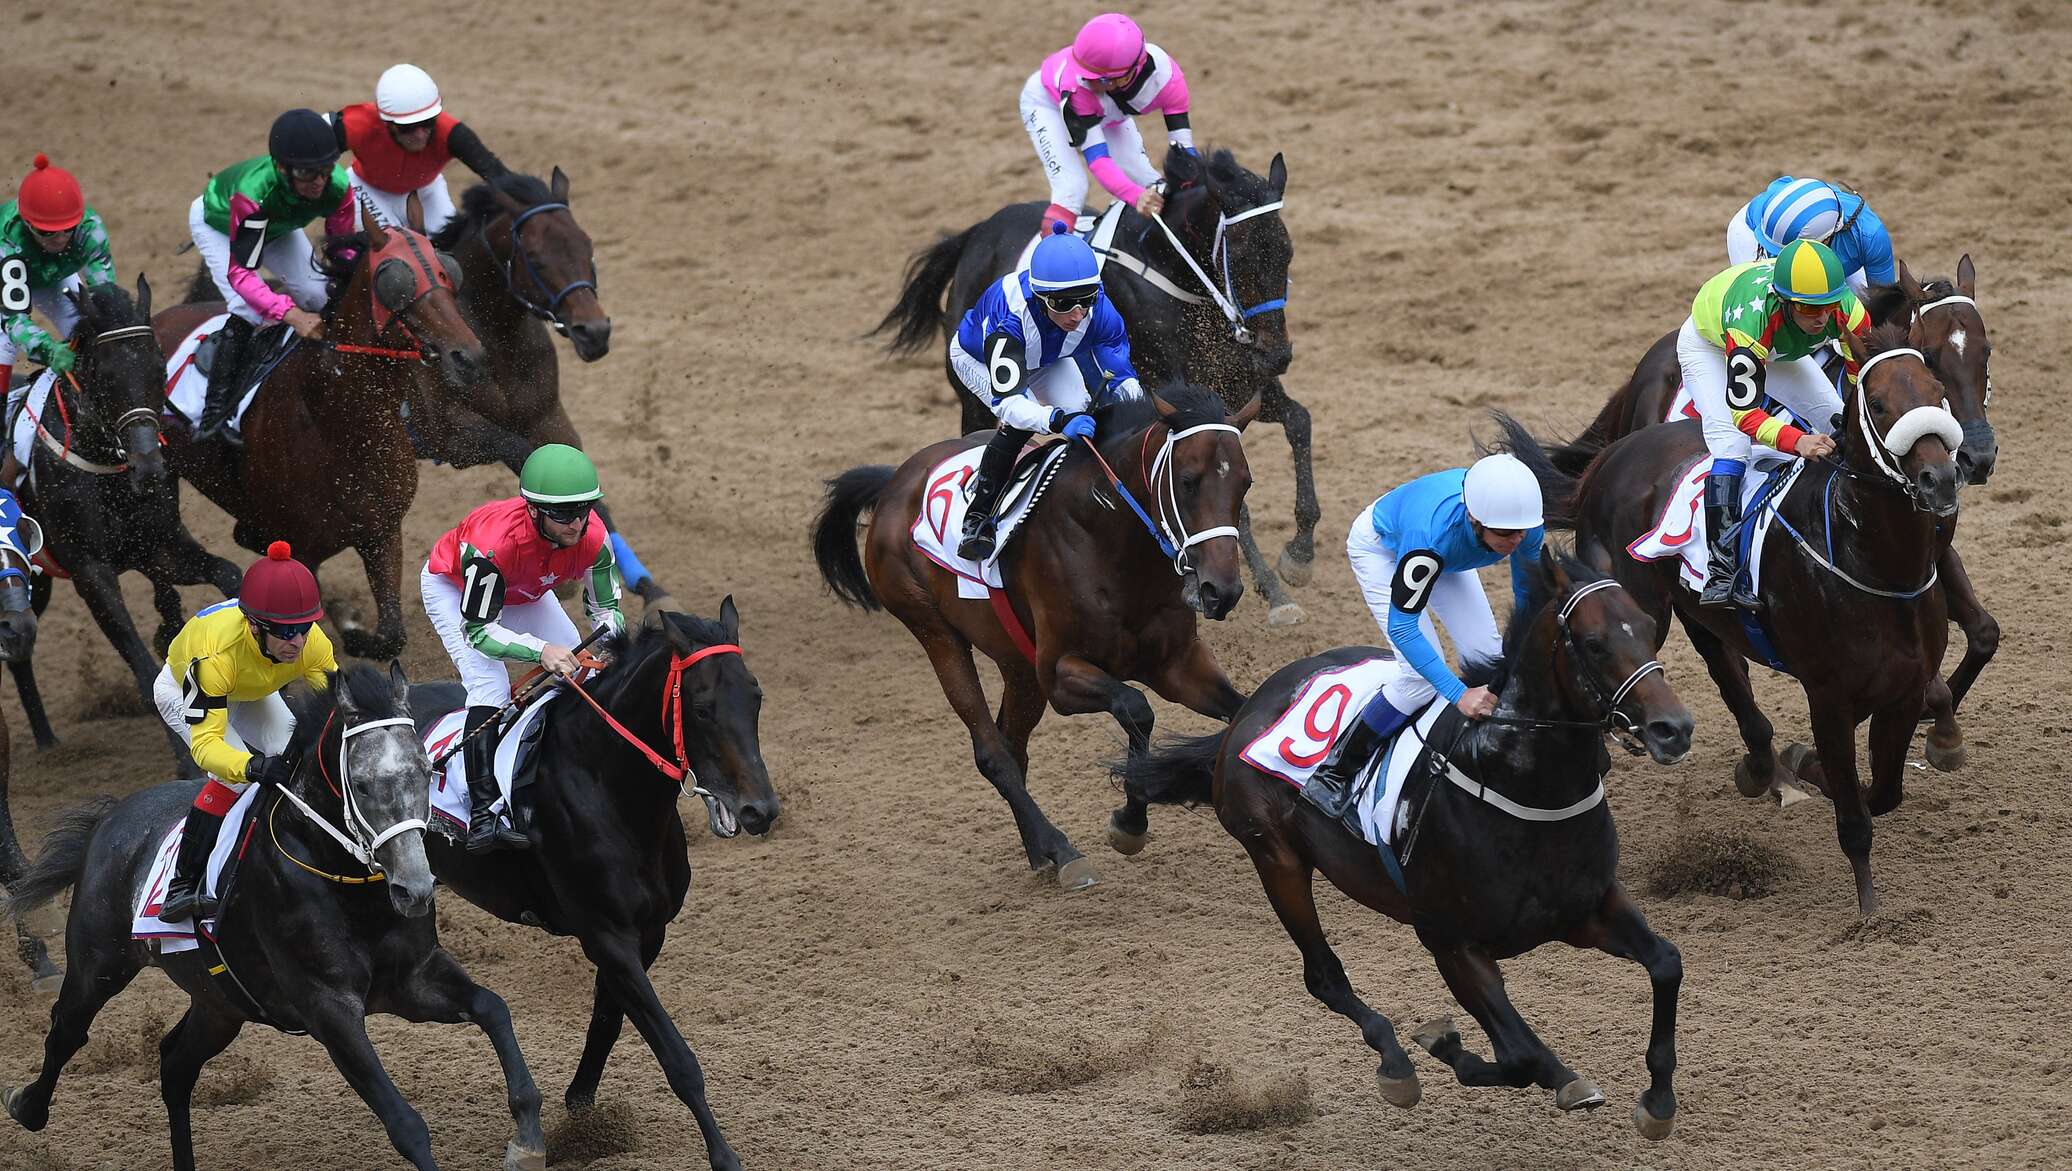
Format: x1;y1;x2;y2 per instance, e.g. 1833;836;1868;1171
1462;454;1544;529
375;64;442;124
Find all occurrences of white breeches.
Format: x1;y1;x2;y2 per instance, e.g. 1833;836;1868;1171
348;171;457;236
0;276;83;364
1345;503;1502;713
949;335;1094;433
188;196;328;326
152;663;297;778
1018;73;1160;214
422;565;581;709
1677;316;1843;463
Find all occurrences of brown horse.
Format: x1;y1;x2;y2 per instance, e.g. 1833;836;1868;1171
1513;321;1963;915
1556;258;1998;764
814;383;1258;889
1116;553;1692;1135
157;198;484;659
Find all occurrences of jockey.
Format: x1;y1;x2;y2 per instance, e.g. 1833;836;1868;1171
151;542;333;923
949;222;1144;561
1022;13;1196;231
1682;239;1865;608
421;443;625;853
0;154;115;392
1726;176;1895;295
1306;454;1546;819
327;63;508;236
186;108;357;444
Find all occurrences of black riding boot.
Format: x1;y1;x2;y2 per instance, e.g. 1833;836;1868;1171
956;426;1032;562
158;804;227;924
1699;472;1759;609
1303;695;1410;822
463;706;528;853
194;316;254;445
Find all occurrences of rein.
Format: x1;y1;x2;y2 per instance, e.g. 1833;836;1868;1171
1480;578;1664;756
483;201;596;334
1078;420;1241;575
25;324;161;475
268;710;426;881
1144;194;1287;344
558;641;742;789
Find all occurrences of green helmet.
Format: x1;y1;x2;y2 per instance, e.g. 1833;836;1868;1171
1771;239;1847;305
518;444;603;505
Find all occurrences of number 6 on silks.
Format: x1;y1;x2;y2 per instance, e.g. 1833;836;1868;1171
1725;349;1767;411
1392;550;1444;614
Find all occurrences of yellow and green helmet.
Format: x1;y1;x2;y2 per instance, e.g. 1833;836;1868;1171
518;443;603;505
1771;239;1848;305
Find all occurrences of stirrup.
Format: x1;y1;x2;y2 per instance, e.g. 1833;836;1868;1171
159;880;218;924
957;521;998;562
464;816;529;853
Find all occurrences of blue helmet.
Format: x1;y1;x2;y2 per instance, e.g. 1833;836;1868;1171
1028;221;1101;291
1756;177;1842;253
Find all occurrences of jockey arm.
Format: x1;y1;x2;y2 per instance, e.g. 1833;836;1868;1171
224;192;354;322
74;210;116;286
1062;91;1152;208
445;122;510;183
581;537;626;637
1842;200;1897;288
1085;302;1145;402
1151;59;1195;152
456;545;549;663
1384;549;1469;706
180;656;259;783
1507;528;1545;619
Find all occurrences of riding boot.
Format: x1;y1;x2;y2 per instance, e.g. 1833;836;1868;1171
956;426;1032;562
462;705;528;853
194;316;254;446
1303;692;1415;822
1698;472;1759;609
158;803;227;924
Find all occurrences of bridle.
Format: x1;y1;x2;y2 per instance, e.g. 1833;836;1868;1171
1484;578;1664;757
1079;420;1242;576
482;201;596;335
1145;192;1287;346
325;225;455;365
270;709;427;881
25;323;161;475
1834;346;1964;510
556;640;746;834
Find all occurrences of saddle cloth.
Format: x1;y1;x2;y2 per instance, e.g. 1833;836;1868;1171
132;781;263;954
910;440;1072;600
161;313;296;436
421;690;557;834
1237;657;1449;851
6;372;54;480
1629;456;1804;595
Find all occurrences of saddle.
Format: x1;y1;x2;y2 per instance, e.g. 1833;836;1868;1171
424;691;557;839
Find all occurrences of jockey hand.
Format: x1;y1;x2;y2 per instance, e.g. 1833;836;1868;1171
1455;686;1499;720
1060;412;1097;441
541;643;580;677
1794;433;1836;461
284;308;324;340
39;344;75;375
245;752;292;788
1134;187;1166;217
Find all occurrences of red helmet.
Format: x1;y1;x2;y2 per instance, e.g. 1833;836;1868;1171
17;154;84;232
240;542;325;624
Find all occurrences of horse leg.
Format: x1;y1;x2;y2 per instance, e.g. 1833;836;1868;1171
1237;502;1304;626
580;929;741;1171
162;528;244;598
1245;844;1420;1106
304;1007;439;1171
158;1005;244;1171
1416;944;1590;1104
149;576;185;660
1676;610;1789;803
1265;383;1322;585
0;729;57;990
1923;546;1994;770
1865;697;1924;818
565;927;664;1109
1147;638;1249;722
67;561;191;771
1050;653;1164;880
10;659;59;748
346;538;407;661
2;936;142;1131
1031;656;1150;857
390;949;548;1170
1567;883;1681;1139
1806;698;1878;916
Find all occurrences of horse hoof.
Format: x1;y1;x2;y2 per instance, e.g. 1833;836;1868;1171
1556;1076;1606;1112
1409;1017;1456;1053
1925;734;1966;772
1106;819;1149;857
1374;1067;1422;1109
2;1086;41;1131
1733;754;1771;799
29;970;61;997
1633;1099;1676;1140
1276;551;1315;588
1266;602;1307;627
1055;857;1101;892
504;1141;548;1171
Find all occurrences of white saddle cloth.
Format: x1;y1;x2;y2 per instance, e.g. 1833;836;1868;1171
132;782;263;954
162;312;278;434
909;441;1071;600
421;690;557;833
1629;457;1803;594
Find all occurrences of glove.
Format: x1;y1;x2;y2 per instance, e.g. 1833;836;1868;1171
244;752;292;788
39;344;75;374
1060;412;1097;441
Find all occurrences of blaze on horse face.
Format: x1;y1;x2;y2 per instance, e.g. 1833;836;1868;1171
1900;256;1997;484
1155;390;1261;621
1837;326;1963;518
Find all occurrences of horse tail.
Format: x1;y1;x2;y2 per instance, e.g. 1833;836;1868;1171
181;260;216;305
813;465;894;611
0;797;115;922
1485;410;1582;530
1112;730;1229;807
872;224;978;356
1551;384;1629;477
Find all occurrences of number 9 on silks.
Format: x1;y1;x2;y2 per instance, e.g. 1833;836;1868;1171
945;221;1143;562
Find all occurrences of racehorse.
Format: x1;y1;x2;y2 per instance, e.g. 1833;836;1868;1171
159;197;483;660
1114;552;1693;1136
421;171;671;605
14;278;242;766
813;383;1258;890
1553;258;1997;763
2;664;549;1171
1511;321;1963;915
875;146;1317;624
414;604;777;1171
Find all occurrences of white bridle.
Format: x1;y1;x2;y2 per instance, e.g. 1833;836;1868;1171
1147;422;1242;575
1146;198;1287;344
1912;293;1993;407
1850;347;1964;489
271;715;427;871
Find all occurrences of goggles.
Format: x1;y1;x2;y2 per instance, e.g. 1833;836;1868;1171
252;618;315;641
1036;287;1099;314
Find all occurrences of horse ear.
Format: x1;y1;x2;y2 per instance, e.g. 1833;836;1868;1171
1267;152;1287;195
1229;392;1263;431
362;196;390;250
1149;388;1178;419
404;189;426;234
718;594;740;642
1894;258;1920;300
135;272;152;320
1956;253;1975;297
661;612;692;653
551;167;571;203
1835;319;1869;366
332;673;360;718
1543;549;1570;593
387;659;410;709
1165;147;1201;188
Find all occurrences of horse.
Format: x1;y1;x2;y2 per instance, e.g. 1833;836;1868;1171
1114;552;1693;1136
13;278;243;767
417;171;670;606
0;684;61;994
1;664;549;1171
1512;321;1963;915
158;197;484;660
413;604;778;1171
875;146;1316;625
813;383;1258;890
1554;258;1998;761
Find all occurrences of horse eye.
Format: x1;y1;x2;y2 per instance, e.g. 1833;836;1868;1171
1179;472;1202;496
1869;397;1889;418
1582;635;1608;657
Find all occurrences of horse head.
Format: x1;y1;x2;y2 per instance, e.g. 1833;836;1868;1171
1836;321;1964;518
1100;383;1260;620
63;274;167;493
467;169;609;360
346;199;487;389
1534;554;1692;765
1895;257;1996;484
1161;147;1292;375
0;489;42;661
307;662;435;916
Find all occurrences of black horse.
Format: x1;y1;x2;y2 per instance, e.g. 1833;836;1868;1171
875;146;1316;623
3;664;548;1171
1117;552;1692;1134
12;278;242;768
413;604;778;1171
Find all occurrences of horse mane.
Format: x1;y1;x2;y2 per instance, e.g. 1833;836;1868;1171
1861;320;1916;359
283;664;402;760
1459;547;1607;695
564;611;733;715
1093;381;1229;436
1861;274;1960;327
432;172;556;250
74;281;140;330
1171;146;1276;209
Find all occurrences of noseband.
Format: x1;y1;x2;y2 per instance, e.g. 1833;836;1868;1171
488;201;597;334
26;324;162;475
1147;196;1287;345
274;711;427;879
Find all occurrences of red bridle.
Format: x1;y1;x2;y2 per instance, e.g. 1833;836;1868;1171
560;642;743;783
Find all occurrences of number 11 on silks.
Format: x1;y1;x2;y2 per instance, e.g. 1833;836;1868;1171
1392;550;1444;614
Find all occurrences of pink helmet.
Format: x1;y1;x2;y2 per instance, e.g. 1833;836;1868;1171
1072;13;1146;78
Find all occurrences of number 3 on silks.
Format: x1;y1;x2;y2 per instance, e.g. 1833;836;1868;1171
1725;350;1766;411
1391;550;1445;614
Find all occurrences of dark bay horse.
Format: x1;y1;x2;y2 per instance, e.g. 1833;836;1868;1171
1513;322;1963;915
414;605;778;1171
421;172;669;605
1116;553;1692;1136
1555;257;1998;760
876;146;1316;624
159;202;484;660
14;279;243;768
814;384;1258;890
2;665;548;1171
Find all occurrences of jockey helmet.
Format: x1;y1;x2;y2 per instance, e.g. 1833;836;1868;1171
1072;13;1147;77
268;109;341;171
1757;177;1842;253
1029;222;1101;293
1462;454;1544;530
1771;239;1848;306
375;63;443;125
16;154;83;232
519;444;604;506
240;541;325;624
